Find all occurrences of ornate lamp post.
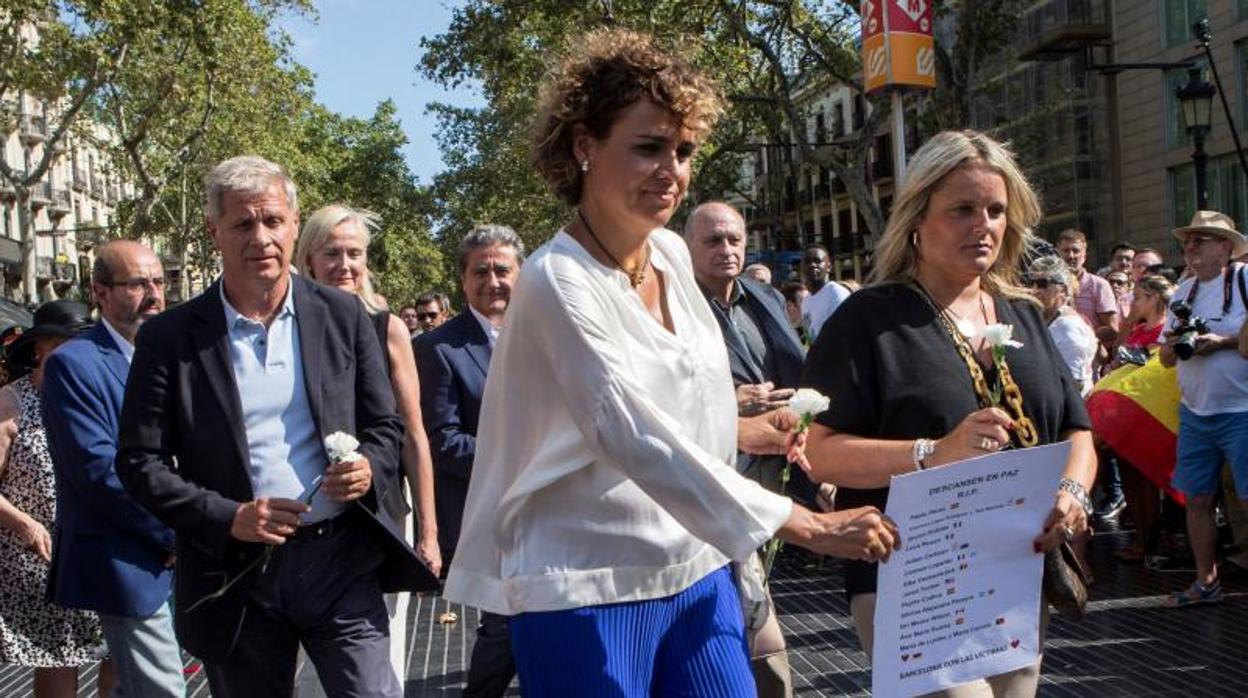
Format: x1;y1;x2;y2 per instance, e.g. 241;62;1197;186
1175;66;1216;209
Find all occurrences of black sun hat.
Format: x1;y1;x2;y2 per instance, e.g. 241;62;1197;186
5;300;93;377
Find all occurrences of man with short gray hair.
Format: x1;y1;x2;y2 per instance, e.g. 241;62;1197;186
414;224;523;697
117;155;432;697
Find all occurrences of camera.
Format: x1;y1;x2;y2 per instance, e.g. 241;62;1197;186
1115;345;1150;366
1169;300;1209;360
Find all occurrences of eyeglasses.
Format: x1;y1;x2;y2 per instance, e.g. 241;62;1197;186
101;277;166;292
1108;278;1129;287
416;312;439;321
1026;278;1055;289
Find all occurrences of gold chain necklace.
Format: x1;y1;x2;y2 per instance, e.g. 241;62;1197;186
911;281;1040;447
577;209;650;288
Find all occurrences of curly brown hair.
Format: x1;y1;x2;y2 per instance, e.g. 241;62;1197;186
532;28;724;206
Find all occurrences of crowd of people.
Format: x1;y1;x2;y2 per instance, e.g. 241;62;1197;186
0;25;1245;698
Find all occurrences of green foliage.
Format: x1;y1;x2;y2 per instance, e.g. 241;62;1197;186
0;1;443;308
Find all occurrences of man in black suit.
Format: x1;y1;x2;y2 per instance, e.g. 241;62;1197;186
414;224;523;698
685;201;823;698
116;156;434;698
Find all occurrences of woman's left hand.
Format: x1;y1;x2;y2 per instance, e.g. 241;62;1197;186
1033;490;1088;553
417;533;443;578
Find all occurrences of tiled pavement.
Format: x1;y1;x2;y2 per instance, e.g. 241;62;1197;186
5;529;1248;696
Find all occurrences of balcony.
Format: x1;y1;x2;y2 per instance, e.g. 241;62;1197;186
19;113;47;145
48;187;72;217
29;182;51;208
106;184;120;204
74;227;103;249
90;174;104;198
53;261;76;286
35;256;53;281
71;166;88;192
1018;0;1111;62
0;180;14;201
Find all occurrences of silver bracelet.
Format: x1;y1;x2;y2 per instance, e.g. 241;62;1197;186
1057;477;1094;517
912;438;935;471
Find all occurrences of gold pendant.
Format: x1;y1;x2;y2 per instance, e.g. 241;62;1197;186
628;269;646;287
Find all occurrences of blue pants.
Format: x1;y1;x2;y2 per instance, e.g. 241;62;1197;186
98;600;186;698
509;566;754;697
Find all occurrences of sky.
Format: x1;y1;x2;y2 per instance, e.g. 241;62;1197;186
276;0;481;185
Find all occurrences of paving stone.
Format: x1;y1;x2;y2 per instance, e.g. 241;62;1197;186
4;530;1247;696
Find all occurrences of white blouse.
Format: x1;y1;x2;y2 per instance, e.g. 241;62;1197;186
443;229;794;616
1048;309;1098;396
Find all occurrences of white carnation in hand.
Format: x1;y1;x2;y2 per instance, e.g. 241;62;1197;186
324;432;361;463
978;323;1023;349
789;388;831;419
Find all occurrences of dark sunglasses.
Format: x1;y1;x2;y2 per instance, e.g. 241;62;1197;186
1026;278;1056;289
416;312;439;321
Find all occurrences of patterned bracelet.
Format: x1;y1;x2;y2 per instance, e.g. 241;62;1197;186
1058;477;1094;517
912;438;936;471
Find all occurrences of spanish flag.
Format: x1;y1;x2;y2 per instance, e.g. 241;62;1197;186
1086;356;1184;503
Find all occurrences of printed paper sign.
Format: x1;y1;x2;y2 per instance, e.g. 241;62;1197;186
872;442;1070;696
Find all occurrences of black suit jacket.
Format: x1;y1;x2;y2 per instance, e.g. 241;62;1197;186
116;275;435;661
411;311;490;561
706;277;817;505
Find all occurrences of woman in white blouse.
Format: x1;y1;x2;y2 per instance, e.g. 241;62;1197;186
1026;256;1098;395
442;28;899;697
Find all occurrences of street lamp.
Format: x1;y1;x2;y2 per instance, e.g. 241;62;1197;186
1176;66;1216;210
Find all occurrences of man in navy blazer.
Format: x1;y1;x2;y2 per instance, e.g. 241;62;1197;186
115;157;433;697
42;240;186;696
414;224;523;698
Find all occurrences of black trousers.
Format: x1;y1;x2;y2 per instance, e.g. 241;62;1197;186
204;516;401;698
464;611;516;697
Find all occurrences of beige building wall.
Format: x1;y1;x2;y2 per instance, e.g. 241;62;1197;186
1114;0;1248;260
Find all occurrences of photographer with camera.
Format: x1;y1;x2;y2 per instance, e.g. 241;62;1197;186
1159;211;1248;607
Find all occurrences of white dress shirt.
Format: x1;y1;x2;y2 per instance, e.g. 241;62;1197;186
100;316;135;364
468;305;501;348
443;229;793;616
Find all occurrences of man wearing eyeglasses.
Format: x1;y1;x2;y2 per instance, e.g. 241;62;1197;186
1160;210;1248;609
414;292;448;333
42;240;187;696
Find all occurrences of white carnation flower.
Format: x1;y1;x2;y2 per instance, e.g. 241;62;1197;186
978;323;1023;349
324;431;361;463
789;388;831;418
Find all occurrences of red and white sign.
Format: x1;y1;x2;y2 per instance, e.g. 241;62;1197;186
861;0;937;93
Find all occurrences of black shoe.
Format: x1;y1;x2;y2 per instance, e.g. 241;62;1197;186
1096;496;1126;521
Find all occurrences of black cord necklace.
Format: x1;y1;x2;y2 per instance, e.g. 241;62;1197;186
577;209;650;288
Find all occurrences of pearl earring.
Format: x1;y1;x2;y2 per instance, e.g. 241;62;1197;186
580;160;590;173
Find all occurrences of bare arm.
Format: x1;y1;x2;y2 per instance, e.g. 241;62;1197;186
0;386;50;561
1094;310;1120;344
387;314;441;575
804;407;1015;488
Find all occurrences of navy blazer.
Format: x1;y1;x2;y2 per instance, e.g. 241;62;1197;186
42;323;175;618
115;276;434;661
705;277;817;506
412;311;489;561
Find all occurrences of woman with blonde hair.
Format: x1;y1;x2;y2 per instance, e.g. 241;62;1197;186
801;130;1097;696
294;204;440;682
443;28;899;697
1025;255;1098;396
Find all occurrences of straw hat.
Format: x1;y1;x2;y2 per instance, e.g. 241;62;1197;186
1173;210;1248;258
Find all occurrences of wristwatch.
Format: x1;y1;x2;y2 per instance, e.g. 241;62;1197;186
1058;477;1094;517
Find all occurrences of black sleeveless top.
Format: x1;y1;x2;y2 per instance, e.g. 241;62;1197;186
369;311;392;378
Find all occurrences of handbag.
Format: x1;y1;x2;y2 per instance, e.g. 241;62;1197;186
1042;541;1091;620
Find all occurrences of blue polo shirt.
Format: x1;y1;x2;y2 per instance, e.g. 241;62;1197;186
221;283;343;523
